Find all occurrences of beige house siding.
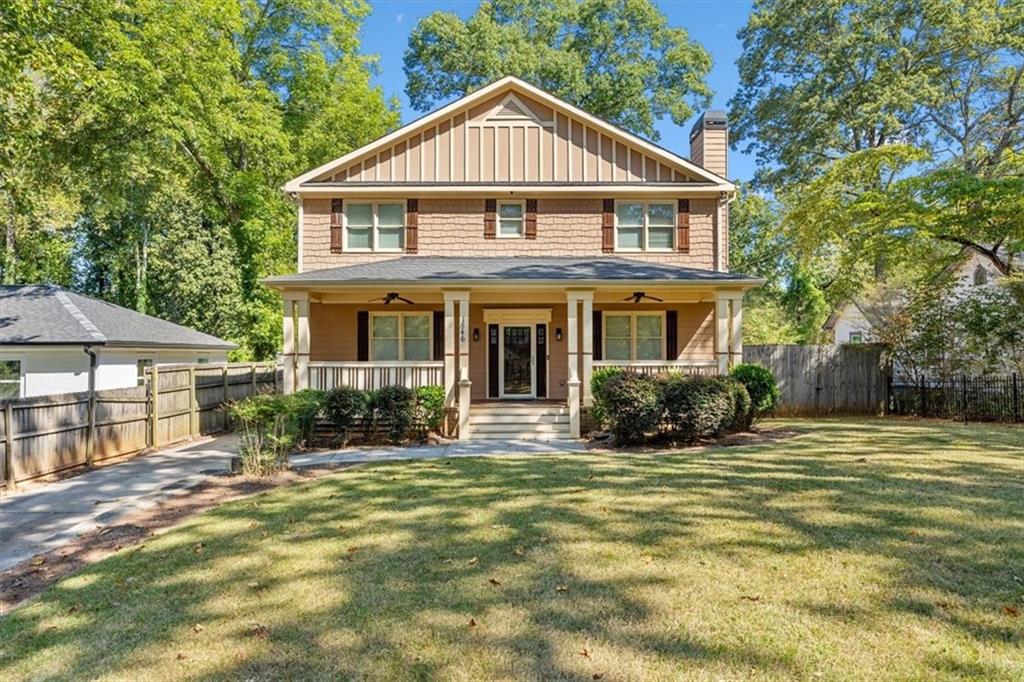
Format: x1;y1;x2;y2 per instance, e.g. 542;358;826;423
302;197;721;271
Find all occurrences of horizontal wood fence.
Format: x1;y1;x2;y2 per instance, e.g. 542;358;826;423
743;344;889;416
0;363;278;487
889;374;1022;423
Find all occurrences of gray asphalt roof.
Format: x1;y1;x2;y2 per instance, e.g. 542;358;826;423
265;256;762;285
1;285;237;349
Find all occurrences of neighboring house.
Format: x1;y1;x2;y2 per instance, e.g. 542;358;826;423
0;285;236;399
266;76;762;438
824;248;1015;346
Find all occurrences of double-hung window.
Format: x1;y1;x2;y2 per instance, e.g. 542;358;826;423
346;202;404;251
0;359;22;399
498;201;524;237
371;313;432;362
615;201;675;251
136;358;153;386
603;313;664;361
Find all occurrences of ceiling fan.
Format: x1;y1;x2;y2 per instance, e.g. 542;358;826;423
368;292;416;305
623;291;663;304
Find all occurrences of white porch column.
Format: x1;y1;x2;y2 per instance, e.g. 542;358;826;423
443;293;456;407
455;292;471;437
715;293;730;375
281;298;295;394
294;293;310;391
579;292;594;406
729;295;744;368
566;292;581;437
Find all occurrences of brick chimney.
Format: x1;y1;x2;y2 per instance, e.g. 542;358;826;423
688;110;728;178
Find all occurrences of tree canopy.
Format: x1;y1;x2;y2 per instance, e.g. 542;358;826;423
403;0;712;139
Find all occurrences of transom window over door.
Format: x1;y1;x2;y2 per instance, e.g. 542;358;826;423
346;202;404;251
498;201;524;237
371;313;431;361
603;313;665;361
615;201;675;251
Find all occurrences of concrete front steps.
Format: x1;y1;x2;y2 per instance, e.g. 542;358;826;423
466;402;572;440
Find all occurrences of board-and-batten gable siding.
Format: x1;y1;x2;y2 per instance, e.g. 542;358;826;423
300;197;719;270
318;91;695;185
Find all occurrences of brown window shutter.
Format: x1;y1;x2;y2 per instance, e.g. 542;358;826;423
601;199;614;252
330;198;343;253
525;198;537;239
405;198;418;253
356;311;369;361
677;199;690;253
666;310;678;359
484;198;496;239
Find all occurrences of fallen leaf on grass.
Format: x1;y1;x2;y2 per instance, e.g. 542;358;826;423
641;555;655;564
513;548;525;557
740;595;761;602
488;578;502;586
555;585;568;593
67;604;81;614
30;556;45;566
1002;605;1021;617
346;546;359;553
593;675;604;680
192;542;205;554
176;652;187;661
580;648;591;659
468;618;477;627
249;623;270;639
192;623;204;633
468;557;478;565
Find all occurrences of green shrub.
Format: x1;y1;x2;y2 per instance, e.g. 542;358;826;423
415;385;446;435
727;380;752;432
661;374;735;441
372;385;416;444
283;389;325;447
227;395;293;476
589;366;624;426
324;386;368;443
596;371;662;445
730;363;780;426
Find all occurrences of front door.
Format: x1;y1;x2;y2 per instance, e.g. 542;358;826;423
501;325;534;398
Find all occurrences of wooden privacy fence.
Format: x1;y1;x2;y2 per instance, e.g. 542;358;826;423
743;344;889;416
0;363;277;487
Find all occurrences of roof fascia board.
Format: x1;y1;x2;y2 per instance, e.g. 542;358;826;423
290;184;731;198
265;277;764;290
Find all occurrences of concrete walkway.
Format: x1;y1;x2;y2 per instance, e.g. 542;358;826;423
1;435;583;572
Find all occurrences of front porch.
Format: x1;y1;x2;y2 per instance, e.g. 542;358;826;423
280;285;746;439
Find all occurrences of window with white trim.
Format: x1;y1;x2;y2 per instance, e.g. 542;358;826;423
615;201;674;251
136;358;153;386
371;313;431;361
604;313;664;361
0;359;22;399
346;202;404;251
848;332;863;344
498;201;524;237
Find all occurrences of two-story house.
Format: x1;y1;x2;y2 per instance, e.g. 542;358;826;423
266;77;761;438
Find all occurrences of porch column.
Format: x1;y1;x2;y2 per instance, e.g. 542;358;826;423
715;293;730;375
565;292;581;437
728;295;744;368
293;292;311;391
455;291;472;437
443;293;456;407
282;298;295;394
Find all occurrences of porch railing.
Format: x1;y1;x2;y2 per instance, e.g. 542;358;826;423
592;360;720;377
309;361;444;391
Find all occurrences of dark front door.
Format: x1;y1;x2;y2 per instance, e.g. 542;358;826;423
502;325;533;396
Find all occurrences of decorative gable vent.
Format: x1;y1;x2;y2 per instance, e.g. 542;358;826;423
496;99;528;118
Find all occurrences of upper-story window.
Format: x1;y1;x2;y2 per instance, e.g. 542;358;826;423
615;201;674;251
346;202;404;251
498;201;524;237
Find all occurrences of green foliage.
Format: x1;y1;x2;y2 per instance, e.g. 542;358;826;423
403;0;712;139
730;364;780;425
593;371;662;445
589;366;624;426
661;374;737;442
728;381;753;433
415;385;446;435
227;395;295;476
282;389;325;448
324;386;368;443
371;386;416;445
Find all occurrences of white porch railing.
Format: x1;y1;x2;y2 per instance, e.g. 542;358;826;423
309;362;444;391
592;360;720;377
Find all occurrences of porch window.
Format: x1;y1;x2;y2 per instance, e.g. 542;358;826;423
615;201;674;251
498;201;524;237
603;313;664;361
346;202;404;251
0;359;22;399
371;313;431;361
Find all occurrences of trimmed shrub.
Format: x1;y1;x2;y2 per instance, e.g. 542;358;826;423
730;363;780;426
373;385;416;444
283;389;325;447
727;380;752;432
589;366;624;427
227;395;293;476
595;371;662;444
415;385;446;435
661;374;735;441
324;386;368;443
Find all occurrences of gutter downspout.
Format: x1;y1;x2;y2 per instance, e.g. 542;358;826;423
83;346;97;467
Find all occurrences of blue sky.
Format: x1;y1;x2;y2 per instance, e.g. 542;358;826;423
360;1;756;182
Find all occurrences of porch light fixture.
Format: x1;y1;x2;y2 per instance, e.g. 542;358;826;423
473;328;480;342
555;327;563;342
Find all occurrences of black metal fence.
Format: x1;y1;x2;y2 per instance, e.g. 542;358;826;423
888;374;1022;423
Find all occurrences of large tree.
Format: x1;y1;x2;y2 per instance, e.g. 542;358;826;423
403;0;712;139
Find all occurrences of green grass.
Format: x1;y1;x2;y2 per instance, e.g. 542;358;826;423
1;419;1022;681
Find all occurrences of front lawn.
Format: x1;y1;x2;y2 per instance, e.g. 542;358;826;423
1;419;1022;680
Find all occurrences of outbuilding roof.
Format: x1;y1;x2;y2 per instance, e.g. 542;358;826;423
264;256;763;287
0;285;237;350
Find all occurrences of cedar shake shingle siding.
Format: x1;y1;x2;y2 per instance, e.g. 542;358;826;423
301;198;719;270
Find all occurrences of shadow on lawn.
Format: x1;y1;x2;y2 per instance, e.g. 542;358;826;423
1;420;1022;680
